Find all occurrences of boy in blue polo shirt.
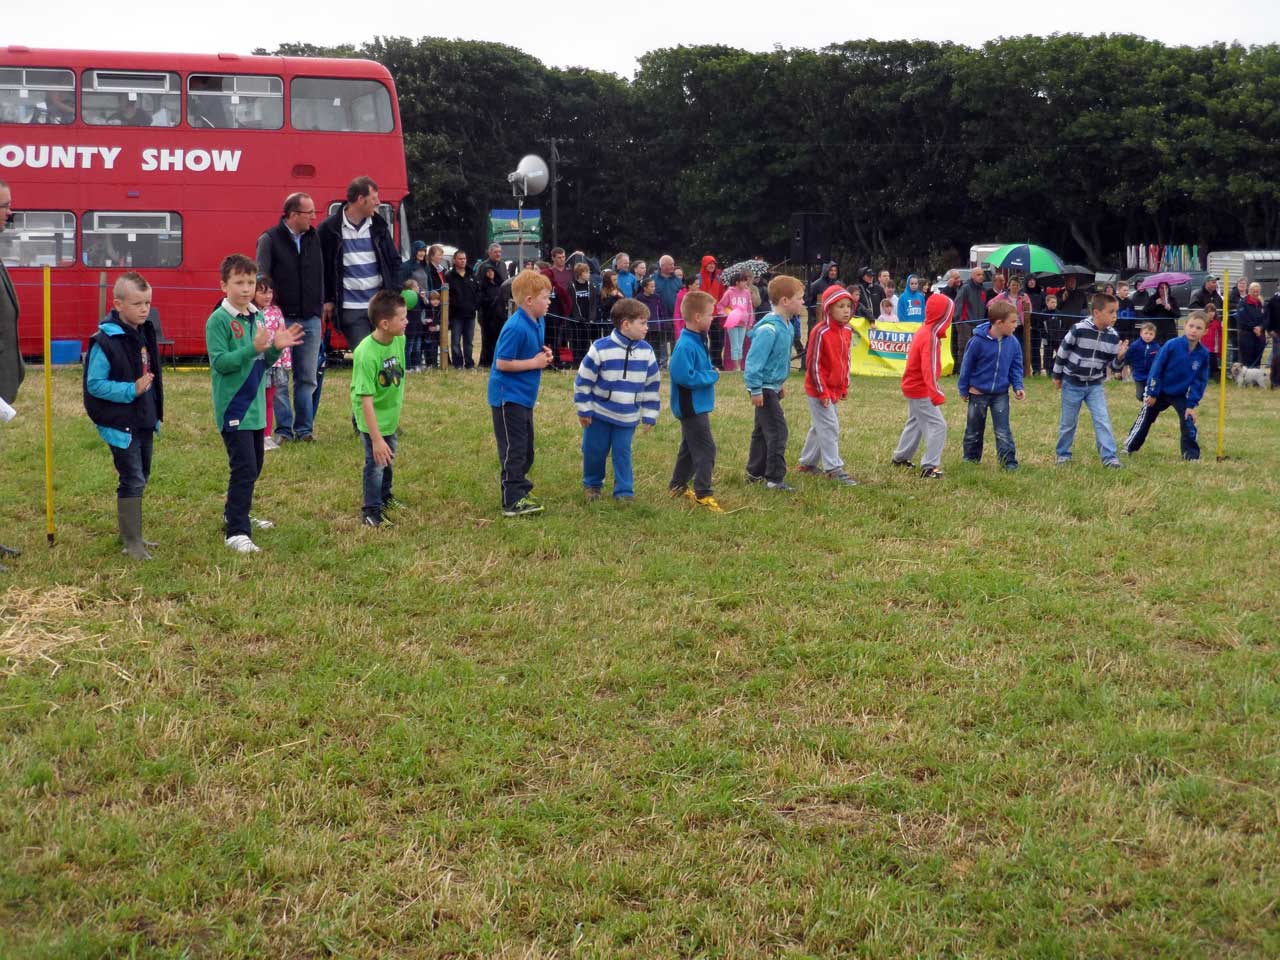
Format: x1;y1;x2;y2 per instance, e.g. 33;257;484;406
1123;311;1209;461
488;269;554;516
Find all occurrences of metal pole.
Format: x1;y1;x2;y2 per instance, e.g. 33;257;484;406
517;195;524;275
42;267;55;546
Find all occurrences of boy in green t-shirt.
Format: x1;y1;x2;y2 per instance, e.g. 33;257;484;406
206;254;303;554
351;290;408;526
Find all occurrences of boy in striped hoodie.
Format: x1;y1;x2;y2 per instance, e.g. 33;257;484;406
892;293;954;479
574;297;661;501
206;254;304;553
1052;293;1129;468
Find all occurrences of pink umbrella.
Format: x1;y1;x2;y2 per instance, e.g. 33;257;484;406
1137;272;1191;291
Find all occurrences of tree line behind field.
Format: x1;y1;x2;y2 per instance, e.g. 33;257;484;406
260;36;1280;276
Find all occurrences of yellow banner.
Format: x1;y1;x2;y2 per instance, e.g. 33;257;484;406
849;315;954;377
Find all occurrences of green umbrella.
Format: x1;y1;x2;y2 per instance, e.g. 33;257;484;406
982;243;1066;276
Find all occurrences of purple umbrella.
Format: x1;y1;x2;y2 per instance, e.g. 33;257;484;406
1137;272;1191;292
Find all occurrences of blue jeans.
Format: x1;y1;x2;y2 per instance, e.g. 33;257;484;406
726;325;748;363
269;367;294;439
288;316;322;439
109;429;154;498
581;419;636;497
1056;379;1117;463
963;392;1017;466
361;431;397;513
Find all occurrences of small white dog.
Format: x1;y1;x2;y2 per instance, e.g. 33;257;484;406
1230;362;1269;388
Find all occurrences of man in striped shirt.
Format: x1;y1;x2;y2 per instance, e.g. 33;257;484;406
318;176;402;352
1052;292;1130;467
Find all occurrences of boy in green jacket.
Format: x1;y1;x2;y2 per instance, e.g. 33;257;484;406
206;254;303;554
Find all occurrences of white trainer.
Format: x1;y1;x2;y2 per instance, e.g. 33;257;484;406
249;516;274;529
225;534;260;554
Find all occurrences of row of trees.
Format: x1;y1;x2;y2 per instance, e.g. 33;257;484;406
263;36;1280;275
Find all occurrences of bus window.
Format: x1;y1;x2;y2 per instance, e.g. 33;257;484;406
326;201;396;232
0;211;75;267
188;74;283;130
0;68;75;125
290;78;393;133
82;70;180;127
84;212;182;268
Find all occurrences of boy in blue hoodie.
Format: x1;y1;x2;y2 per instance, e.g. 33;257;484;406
957;300;1025;469
82;272;162;560
1123;322;1161;401
745;275;806;491
668;290;722;511
1122;311;1209;461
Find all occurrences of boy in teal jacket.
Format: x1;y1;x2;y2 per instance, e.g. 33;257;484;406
668;290;722;511
744;275;806;490
206;254;303;554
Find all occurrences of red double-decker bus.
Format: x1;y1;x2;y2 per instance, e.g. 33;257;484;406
1;46;410;355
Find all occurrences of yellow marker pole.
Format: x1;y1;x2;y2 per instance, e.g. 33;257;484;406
1217;270;1229;461
42;267;55;545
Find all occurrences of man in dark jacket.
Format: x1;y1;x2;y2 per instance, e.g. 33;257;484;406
0;179;25;569
257;192;323;441
806;261;841;332
446;250;480;369
480;243;509;285
952;268;987;360
1055;275;1089;318
317;176;401;352
1189;275;1223;313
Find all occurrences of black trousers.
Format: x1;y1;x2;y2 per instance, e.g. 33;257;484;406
492;403;535;508
478;309;505;368
450;312;476;368
1123;394;1199;460
221;428;265;536
109;429;154;499
671;413;717;497
746;389;788;482
708;317;725;370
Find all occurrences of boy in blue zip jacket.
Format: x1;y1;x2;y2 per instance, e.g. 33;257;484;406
1123;322;1161;401
957;300;1025;470
745;275;806;491
82;272;162;560
573;297;661;502
667;290;722;512
1123;311;1209;461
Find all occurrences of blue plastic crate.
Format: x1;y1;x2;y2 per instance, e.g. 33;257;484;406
49;339;82;365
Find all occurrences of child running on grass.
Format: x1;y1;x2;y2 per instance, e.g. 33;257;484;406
1122;310;1209;461
744;274;806;492
206;254;303;554
892;293;954;478
795;285;857;485
573;297;661;502
488;269;554;517
668;289;722;511
351;290;408;526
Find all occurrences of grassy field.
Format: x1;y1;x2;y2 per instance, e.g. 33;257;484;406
1;362;1278;959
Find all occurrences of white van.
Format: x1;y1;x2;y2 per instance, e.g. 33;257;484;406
1205;251;1280;298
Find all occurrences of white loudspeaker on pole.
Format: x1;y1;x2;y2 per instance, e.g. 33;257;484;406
507;155;548;271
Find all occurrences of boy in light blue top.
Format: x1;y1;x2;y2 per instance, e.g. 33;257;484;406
574;297;661;501
744;275;807;491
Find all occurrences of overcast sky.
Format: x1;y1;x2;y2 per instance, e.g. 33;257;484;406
5;0;1274;77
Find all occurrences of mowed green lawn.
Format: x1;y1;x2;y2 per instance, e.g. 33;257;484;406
2;363;1278;959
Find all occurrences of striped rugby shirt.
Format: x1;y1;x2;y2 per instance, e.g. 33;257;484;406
573;330;661;427
1053;319;1125;384
340;213;383;311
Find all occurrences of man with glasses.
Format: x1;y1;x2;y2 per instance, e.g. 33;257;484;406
257;192;323;441
0;180;26;570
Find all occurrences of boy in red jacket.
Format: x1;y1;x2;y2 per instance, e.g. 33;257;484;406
796;285;857;485
892;293;954;479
